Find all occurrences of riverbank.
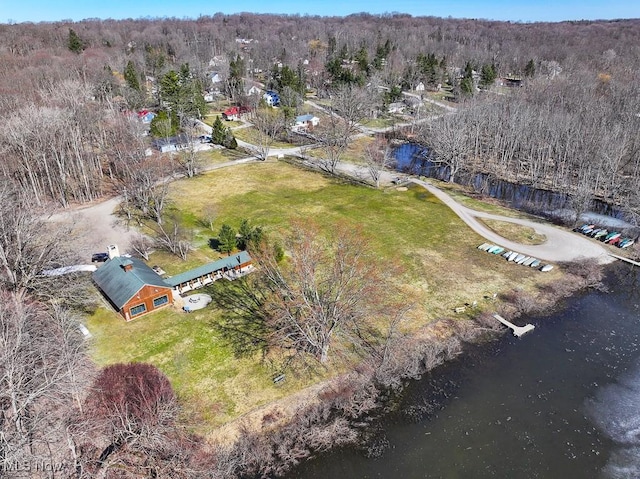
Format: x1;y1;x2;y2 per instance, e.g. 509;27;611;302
288;260;640;479
204;257;609;478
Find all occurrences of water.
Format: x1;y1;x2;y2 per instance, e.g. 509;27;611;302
289;264;640;478
392;143;629;222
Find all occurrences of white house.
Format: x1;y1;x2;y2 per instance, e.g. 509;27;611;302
292;114;320;132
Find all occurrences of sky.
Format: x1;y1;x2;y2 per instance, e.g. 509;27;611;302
1;0;639;24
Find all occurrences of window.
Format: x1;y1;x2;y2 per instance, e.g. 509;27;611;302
130;303;147;317
153;295;169;308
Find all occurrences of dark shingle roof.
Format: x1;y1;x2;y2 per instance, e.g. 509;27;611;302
92;256;169;309
164;251;251;287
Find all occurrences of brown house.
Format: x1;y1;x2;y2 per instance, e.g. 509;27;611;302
92;256;174;321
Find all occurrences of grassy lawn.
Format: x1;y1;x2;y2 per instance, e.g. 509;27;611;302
197;147;248;167
361;117;399;129
479;218;547;245
232;127;293;149
88;162;557;432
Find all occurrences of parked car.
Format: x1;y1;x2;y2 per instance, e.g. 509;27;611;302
91;252;109;262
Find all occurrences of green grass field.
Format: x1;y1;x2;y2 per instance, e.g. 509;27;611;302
88;161;556;433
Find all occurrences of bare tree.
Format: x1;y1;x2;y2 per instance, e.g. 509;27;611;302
218;221;401;364
0;291;91;471
152;218;192;260
422;113;471;183
250;107;285;161
130;233;154;261
76;363;184;478
0;184;75;300
364;138;394;187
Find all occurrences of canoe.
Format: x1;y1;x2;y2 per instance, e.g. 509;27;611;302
605;233;621;243
530;259;541;268
514;254;526;263
491;247;505;255
522;257;536;266
516;255;530;264
583;227;595;234
609;236;621;246
589;228;604;237
604;231;619;241
579;224;595;233
508;252;519;262
621;239;635;249
503;250;513;259
487;245;500;253
540;264;554;272
478;243;492;251
593;229;608;239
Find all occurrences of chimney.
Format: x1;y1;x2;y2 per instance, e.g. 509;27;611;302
108;244;120;259
121;259;133;272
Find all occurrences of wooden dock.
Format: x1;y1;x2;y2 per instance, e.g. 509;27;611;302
609;253;640;267
492;313;535;337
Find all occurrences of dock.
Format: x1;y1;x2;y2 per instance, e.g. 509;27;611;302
492;313;535;337
609;253;640;267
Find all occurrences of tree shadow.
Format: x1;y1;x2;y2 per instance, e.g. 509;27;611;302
208;238;221;250
208;279;269;358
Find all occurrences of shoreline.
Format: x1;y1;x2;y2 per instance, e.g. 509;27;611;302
204;257;611;477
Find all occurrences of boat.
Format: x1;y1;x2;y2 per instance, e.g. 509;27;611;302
574;224;589;232
609;236;622;246
516;255;530;264
604;232;620;242
621;239;635;249
478;243;492;251
491;247;505;255
508;252;519;262
523;257;536;266
514;254;526;263
593;229;608;240
540;264;554;272
503;250;513;259
589;228;604;237
579;224;595;233
487;245;500;253
582;226;595;235
530;259;541;268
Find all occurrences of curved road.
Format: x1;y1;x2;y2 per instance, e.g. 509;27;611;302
410;178;614;264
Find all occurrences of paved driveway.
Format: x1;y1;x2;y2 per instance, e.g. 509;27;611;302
411;178;613;264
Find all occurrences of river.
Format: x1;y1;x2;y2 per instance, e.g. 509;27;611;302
289;263;640;478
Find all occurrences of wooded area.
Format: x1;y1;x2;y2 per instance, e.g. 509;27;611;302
1;12;639;477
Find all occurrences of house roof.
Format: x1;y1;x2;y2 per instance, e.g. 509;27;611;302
295;114;316;122
92;256;169;309
164;251;252;287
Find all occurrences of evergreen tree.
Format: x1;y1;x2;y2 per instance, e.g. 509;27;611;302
480;63;497;88
67;28;85;54
124;60;141;91
211;116;226;145
218;224;237;255
524;59;536;78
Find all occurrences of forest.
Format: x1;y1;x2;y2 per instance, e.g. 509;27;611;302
0;12;639;478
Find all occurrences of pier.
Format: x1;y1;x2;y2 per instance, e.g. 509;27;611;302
492;313;535;337
609;253;640;267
